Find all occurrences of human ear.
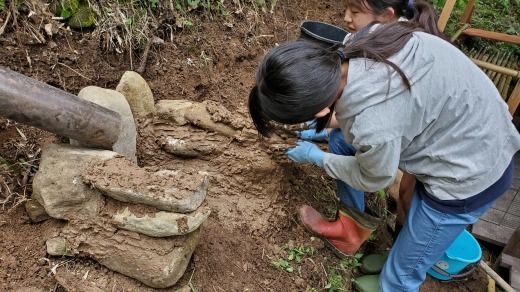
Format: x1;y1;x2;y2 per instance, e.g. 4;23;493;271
378;7;397;23
315;107;331;118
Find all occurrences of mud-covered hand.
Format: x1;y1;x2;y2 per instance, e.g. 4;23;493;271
294;129;328;141
285;141;324;167
299;119;317;129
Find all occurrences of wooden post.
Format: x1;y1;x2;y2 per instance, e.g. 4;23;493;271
437;0;457;32
0;67;122;149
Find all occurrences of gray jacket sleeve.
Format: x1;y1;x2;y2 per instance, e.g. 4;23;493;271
322;137;400;192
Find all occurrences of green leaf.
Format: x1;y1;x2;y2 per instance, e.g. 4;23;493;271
60;9;72;19
0;0;5;11
124;18;133;25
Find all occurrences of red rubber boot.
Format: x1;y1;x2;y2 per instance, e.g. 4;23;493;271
299;204;380;258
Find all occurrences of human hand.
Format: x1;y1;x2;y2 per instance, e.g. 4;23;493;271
299;119;317;129
285;141;324;167
294;129;328;141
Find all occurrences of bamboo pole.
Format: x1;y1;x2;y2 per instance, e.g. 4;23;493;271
479;261;515;292
471;58;520;78
0;67;122;149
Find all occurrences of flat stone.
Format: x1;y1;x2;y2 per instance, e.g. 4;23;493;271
112;207;211;237
82;157;209;213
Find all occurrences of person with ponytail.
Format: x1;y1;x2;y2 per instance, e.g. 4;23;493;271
248;22;520;290
297;0;445;243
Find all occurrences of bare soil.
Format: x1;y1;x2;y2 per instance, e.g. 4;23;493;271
0;1;490;291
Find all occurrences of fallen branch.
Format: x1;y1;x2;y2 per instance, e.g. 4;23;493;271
0;9;11;36
57;63;93;81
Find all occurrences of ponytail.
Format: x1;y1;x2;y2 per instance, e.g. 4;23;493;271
341;22;425;91
405;0;446;39
248;85;271;137
364;0;446;39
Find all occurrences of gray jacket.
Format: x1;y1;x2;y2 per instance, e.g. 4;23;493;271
323;32;520;200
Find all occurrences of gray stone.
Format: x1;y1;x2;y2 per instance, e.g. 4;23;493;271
155;100;193;126
74;86;138;164
32;144;117;220
116;71;155;117
24;199;50;222
46;237;74;256
184;102;237;137
61;220;202;288
161;136;218;157
112;207;211;237
83;158;209;213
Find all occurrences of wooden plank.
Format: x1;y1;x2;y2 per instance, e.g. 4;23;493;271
462;28;520;45
508;81;520;116
472;219;514;246
460;0;475;24
437;0;457;32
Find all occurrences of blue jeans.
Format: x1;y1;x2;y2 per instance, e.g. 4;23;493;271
328;128;365;212
379;188;495;291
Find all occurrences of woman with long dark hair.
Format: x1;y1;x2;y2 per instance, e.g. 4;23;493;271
249;22;520;290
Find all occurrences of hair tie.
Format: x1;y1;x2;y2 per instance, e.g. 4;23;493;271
407;0;413;10
335;50;346;61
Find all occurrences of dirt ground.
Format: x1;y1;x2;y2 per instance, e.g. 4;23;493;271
0;1;492;291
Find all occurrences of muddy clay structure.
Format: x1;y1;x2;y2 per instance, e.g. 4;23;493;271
0;67;298;288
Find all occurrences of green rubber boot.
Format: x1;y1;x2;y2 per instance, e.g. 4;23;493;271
360;253;388;274
353;274;380;292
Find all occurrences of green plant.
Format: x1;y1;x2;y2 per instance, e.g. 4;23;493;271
272;244;316;273
429;0;520;55
272;258;294;272
288;245;315;263
340;253;363;270
0;0;5;11
324;269;346;291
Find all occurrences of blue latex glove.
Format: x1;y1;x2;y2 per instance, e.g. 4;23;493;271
299;119;317;129
305;119;317;128
295;129;329;141
285;141;325;167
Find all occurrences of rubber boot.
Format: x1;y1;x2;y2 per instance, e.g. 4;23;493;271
299;204;380;258
361;253;389;274
353;274;380;292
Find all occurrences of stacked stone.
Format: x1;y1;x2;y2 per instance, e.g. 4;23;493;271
25;72;210;288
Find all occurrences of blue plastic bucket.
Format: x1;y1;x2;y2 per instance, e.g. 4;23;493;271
427;229;482;281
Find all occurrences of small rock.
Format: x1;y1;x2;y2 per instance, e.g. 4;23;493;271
24;199;50;223
46;237;74;256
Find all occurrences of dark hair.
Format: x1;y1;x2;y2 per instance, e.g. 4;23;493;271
249;22;423;137
357;0;445;39
249;40;343;136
